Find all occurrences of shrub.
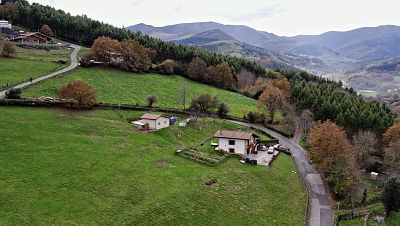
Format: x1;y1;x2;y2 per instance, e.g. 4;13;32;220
59;81;97;108
5;88;21;99
217;103;229;117
146;95;158;108
1;41;17;58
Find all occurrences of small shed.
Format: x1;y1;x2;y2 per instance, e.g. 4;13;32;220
140;113;170;131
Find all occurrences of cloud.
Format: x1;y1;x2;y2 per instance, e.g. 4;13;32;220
227;4;284;22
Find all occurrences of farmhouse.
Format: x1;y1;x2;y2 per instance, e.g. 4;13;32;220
139;113;170;131
9;32;52;44
0;20;11;29
214;130;257;155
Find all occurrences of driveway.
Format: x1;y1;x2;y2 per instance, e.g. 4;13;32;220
229;120;333;226
0;44;81;99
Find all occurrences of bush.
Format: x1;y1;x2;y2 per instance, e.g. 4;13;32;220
1;41;17;58
217;103;230;117
5;88;21;99
59;81;97;108
146;95;158;108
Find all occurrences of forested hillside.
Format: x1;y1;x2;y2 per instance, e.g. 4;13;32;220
0;0;265;76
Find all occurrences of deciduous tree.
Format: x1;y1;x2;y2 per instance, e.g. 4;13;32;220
190;94;219;114
204;63;234;89
119;39;151;72
308;121;356;198
384;136;400;176
40;24;54;37
59;81;97;108
90;36;121;65
383;122;400;147
271;78;291;99
352;131;379;170
257;84;284;123
1;40;16;58
217;103;229;117
187;57;207;80
146;95;158;108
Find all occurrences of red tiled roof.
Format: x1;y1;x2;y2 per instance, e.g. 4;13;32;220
214;130;254;140
140;113;163;120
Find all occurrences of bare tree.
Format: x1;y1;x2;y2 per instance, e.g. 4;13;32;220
352;131;379;170
299;109;315;138
384;136;400;176
146;95;158;108
237;69;256;91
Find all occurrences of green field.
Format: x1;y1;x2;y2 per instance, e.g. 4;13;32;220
22;67;257;117
0;106;306;225
0;47;72;89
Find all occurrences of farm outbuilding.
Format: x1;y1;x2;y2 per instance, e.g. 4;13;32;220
139;113;170;131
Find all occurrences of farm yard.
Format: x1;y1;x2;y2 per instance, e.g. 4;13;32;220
0;47;72;89
0;106;306;225
21;67;258;117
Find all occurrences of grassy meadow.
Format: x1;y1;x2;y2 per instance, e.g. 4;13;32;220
0;106;306;225
22;67;257;117
0;47;72;89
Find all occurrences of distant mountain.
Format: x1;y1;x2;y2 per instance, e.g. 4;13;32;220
174;29;238;45
129;22;400;95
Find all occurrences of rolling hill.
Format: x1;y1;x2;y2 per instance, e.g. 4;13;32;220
130;22;400;95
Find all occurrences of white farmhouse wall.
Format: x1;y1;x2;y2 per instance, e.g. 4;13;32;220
0;21;11;29
218;138;248;155
140;117;170;130
155;117;170;130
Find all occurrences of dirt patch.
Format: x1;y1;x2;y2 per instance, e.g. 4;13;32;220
155;158;170;167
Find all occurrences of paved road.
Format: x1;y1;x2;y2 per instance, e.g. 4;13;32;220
229;120;333;226
0;44;81;99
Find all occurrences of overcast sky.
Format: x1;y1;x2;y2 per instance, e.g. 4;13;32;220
30;0;400;36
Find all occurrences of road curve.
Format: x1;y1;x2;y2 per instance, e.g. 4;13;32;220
0;44;81;99
229;120;333;226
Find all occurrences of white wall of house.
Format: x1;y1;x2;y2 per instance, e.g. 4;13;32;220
0;21;11;29
141;117;170;130
218;138;249;155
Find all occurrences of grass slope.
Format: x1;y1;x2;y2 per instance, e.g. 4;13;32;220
22;67;257;117
0;106;306;225
0;47;72;89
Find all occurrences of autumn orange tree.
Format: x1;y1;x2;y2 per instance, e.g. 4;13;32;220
119;39;151;72
271;78;292;99
59;81;97;108
90;36;121;65
308;120;356;198
204;63;234;89
383;122;400;147
40;24;54;37
257;84;284;123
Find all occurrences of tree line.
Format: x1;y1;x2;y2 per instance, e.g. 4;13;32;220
0;0;266;77
281;70;395;132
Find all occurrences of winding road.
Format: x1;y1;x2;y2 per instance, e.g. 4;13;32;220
229;120;333;226
0;44;81;99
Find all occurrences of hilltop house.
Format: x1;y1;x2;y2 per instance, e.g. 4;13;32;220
139;113;170;131
9;32;51;44
214;130;257;155
0;20;11;29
